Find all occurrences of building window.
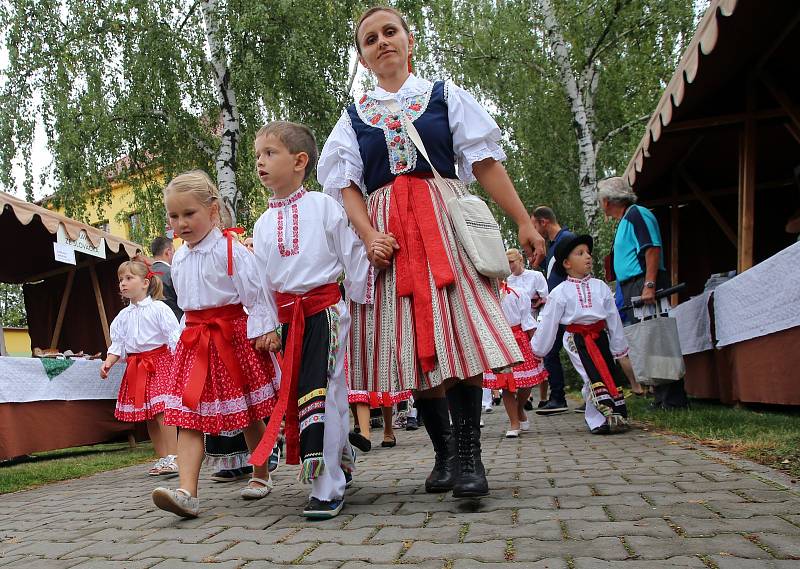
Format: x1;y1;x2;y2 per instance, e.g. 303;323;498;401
94;220;110;233
128;213;140;233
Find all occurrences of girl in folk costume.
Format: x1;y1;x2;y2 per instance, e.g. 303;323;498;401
532;235;629;434
248;122;366;519
484;251;548;439
100;261;181;476
505;248;550;405
318;7;546;498
152;170;281;519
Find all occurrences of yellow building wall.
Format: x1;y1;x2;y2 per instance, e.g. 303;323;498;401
3;328;32;356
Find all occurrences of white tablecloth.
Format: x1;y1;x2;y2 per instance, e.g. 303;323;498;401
714;241;800;348
0;358;125;403
670;291;714;355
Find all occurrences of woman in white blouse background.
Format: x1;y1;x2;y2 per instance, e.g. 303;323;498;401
318;6;545;499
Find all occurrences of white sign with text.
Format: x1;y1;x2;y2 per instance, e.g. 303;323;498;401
56;225;106;259
53;242;77;265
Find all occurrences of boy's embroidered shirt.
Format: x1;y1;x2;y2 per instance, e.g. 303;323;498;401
499;285;536;331
317;73;507;202
507;269;549;304
108;296;182;358
252;188;373;308
171;227;275;338
531;276;629;359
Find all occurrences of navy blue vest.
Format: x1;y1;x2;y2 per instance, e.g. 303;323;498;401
347;81;457;194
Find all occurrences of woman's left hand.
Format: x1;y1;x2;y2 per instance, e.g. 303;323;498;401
518;221;546;268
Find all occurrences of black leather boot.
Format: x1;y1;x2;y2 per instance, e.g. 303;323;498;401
447;383;489;498
417;397;456;493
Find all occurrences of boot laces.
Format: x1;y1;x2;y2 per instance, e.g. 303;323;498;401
457;418;476;474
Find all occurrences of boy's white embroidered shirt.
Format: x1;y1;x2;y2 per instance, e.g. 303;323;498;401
507;269;549;303
531;276;629;359
252;188;373;308
317;74;507;202
500;285;536;332
171;227;275;338
108;296;182;358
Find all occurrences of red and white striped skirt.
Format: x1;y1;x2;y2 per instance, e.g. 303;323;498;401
114;346;174;422
484;325;548;390
164;308;279;434
348;176;522;393
344;355;410;407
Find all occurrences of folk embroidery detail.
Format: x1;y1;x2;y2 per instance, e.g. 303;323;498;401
276;204;300;257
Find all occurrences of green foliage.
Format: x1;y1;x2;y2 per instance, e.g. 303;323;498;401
0;283;27;327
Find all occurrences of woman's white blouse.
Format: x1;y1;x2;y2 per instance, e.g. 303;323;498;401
108;296;181;358
318;74;507;203
252;188;373;309
531;276;629;359
507;269;549;303
500;286;536;332
171;228;275;338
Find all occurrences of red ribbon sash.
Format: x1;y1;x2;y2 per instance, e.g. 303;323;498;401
249;283;341;467
565;321;620;398
180;304;247;411
387;174;455;373
222;227;245;276
124;345;169;409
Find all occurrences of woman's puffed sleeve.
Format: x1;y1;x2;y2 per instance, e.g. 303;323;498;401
519;292;536;332
229;242;277;339
318;110;367;204
107;311;126;358
157;302;182;353
446;81;507;185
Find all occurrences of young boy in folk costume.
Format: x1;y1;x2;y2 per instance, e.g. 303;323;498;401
484;250;548;438
249;121;371;519
152;170;281;518
532;235;629;434
100;261;181;476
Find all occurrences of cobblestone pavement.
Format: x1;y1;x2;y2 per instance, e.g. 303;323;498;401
2;407;800;568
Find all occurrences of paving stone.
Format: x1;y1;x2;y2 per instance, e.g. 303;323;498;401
573;556;706;568
463;520;563;542
426;509;514;527
369;525;461;544
753;532;800;559
402;540;508;563
202;527;296;544
708;556;800;569
453;560;568;569
565;518;675;539
344;513;427;528
514;537;629;561
670;515;800;537
606;503;718;521
8;541;93;559
217;542;313;563
148;562;244;569
304;542;403;563
68;561;163;569
519;506;609;523
625;535;771;560
338;563;440;569
284;527;373;545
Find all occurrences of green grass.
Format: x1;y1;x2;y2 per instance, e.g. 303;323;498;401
0;441;157;494
626;396;800;478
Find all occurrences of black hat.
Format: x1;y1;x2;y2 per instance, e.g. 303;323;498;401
553;234;594;277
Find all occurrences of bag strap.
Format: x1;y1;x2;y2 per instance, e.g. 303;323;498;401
384;99;450;191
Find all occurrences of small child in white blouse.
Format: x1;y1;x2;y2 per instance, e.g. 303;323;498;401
151;170;281;519
531;235;630;435
101;260;181;477
249;121;372;519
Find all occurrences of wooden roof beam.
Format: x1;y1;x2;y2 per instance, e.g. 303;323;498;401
678;166;738;247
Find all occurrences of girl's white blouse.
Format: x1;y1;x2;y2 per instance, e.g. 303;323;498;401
108;296;181;358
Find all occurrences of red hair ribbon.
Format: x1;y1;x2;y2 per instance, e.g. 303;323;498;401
222;227;245;276
499;281;519;298
408;54;413;73
145;270;163;280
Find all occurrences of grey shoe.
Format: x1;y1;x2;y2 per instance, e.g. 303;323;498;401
152;487;199;518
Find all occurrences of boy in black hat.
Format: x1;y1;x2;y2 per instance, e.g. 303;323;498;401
531;235;629;434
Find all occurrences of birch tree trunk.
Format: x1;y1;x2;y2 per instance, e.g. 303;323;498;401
201;0;241;225
537;0;599;231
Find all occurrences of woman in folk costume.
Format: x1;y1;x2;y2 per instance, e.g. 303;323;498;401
100;261;181;476
152;170;281;519
484;252;548;439
318;6;546;498
532;235;629;434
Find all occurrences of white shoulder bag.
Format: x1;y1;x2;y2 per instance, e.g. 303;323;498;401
384;99;511;280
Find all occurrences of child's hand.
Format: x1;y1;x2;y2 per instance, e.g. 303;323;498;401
366;232;399;269
533;297;546;308
254;331;281;353
100;360;113;379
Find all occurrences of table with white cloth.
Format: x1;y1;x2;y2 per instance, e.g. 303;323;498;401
0;357;135;460
669;242;800;405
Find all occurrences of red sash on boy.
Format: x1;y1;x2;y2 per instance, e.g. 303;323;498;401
124;344;169;409
565;321;620;397
388;173;455;374
250;283;341;467
180;304;246;410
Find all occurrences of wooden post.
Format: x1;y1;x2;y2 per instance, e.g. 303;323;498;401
89;265;111;348
670;182;680;307
738;81;757;273
50;269;76;349
127;433;137;449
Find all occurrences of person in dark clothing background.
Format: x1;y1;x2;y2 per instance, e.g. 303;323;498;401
150;237;182;321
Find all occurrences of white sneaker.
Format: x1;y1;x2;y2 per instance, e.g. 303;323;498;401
505;430;520;438
519;420;530;431
158;455;179;476
240;477;274;500
479;417;485;428
148;457;166;476
152;487;199;518
484;406;493;413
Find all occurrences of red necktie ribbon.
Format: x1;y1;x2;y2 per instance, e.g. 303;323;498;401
222;227;245;276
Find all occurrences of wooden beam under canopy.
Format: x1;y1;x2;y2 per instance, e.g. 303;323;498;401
89;265;111;348
50;269;76;349
678;167;738;247
738;81;757;273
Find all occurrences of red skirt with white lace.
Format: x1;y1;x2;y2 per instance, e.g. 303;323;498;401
163;306;279;434
114;346;175;422
344;355;410;407
484;325;548;390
